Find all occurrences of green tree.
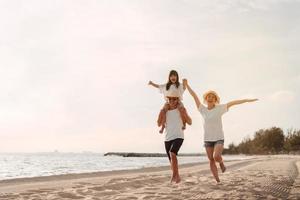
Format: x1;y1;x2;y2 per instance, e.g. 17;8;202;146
227;142;238;154
263;127;285;153
238;137;252;154
285;129;300;152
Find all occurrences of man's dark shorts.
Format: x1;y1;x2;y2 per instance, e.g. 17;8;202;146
165;138;184;161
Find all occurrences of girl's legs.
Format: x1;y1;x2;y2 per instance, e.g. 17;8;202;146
177;102;192;130
214;144;226;173
157;103;170;133
205;147;220;182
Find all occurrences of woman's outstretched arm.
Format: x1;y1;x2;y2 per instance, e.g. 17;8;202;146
183;79;202;109
227;99;258;109
148;81;159;88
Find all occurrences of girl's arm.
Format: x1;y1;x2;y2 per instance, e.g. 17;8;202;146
183;79;202;109
148;81;159;88
227;99;258;109
182;80;186;90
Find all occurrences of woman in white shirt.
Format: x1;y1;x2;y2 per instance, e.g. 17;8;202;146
183;79;258;182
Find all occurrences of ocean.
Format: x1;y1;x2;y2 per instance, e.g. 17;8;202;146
0;153;252;181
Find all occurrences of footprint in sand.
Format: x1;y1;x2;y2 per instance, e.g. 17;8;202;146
184;179;198;185
26;188;55;194
142;195;158;200
99;190;120;196
76;182;94;186
144;187;160;191
75;188;94;196
113;196;138;200
135;191;156;195
88;186;104;191
106;178;128;184
18;192;36;196
57;192;84;199
0;194;20;200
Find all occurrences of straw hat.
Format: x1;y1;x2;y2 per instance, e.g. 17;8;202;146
203;90;220;104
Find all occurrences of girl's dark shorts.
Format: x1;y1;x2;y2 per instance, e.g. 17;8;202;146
164;138;184;161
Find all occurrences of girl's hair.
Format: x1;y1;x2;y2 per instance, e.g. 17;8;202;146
166;70;180;90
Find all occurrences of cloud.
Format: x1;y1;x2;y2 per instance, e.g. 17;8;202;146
269;90;296;103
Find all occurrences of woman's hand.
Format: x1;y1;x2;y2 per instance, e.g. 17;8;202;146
227;98;258;109
247;99;258;102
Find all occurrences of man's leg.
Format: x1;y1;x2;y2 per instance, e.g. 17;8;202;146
205;146;220;182
170;139;184;183
214;144;226;173
165;140;172;163
170;152;180;183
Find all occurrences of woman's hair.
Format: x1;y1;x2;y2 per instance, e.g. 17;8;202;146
166;70;180;90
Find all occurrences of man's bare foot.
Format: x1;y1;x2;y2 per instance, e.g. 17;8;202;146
220;162;226;173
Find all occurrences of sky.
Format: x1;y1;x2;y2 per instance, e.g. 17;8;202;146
0;0;299;153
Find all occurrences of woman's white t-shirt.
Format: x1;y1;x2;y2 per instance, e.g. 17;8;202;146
159;83;185;101
165;109;184;141
198;104;228;141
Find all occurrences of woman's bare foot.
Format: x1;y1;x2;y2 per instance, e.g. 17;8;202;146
171;175;181;184
170;176;175;183
174;176;181;184
220;162;226;173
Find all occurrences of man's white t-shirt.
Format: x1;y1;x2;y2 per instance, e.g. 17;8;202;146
159;83;185;101
198;104;228;141
165;109;184;141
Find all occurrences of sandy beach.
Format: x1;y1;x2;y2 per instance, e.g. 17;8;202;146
0;155;299;200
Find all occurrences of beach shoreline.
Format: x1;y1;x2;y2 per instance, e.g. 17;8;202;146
0;153;254;182
0;155;299;199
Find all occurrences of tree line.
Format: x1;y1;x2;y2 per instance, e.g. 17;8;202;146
223;127;300;155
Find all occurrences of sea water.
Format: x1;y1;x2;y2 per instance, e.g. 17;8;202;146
0;153;252;180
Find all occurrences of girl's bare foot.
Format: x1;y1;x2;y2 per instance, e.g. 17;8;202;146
159;125;165;134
